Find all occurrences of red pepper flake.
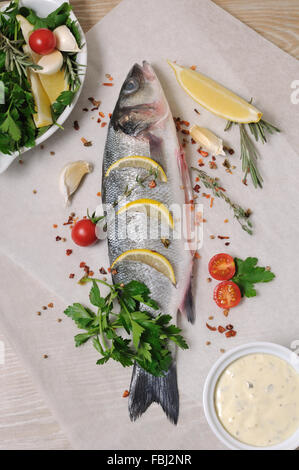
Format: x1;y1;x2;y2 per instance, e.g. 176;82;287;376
101;122;107;128
56;236;61;241
198;158;204;167
210;197;214;208
84;266;90;274
195;176;200;182
73;121;80;131
199;150;209;157
225;242;230;246
109;113;112;118
81;137;92;147
194;251;201;259
109;76;113;81
209;161;217;169
123;390;130;398
69;273;75;279
223;309;230;317
111;269;118;275
108;267;111;273
212;156;216;161
181;129;189;135
88;97;101;108
194;108;200;115
42;306;47;310
79;262;86;268
218;326;226;333
99;111;105;118
66;249;73;256
148;180;156;189
190;65;196;70
225;330;237;338
228;148;235;155
99;267;107;275
88;271;94;277
97;118;101;123
226;324;234;330
53;224;58;228
218;235;230;240
181;120;190;127
206;323;217;331
191;138;196;145
102;82;113;86
50;151;55;156
19;159;24;164
224;219;229;223
193;184;200;193
48;303;54;308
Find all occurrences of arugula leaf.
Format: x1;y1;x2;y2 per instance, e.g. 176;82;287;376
232;257;275;297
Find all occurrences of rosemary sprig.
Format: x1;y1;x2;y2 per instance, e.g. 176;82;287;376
191;167;253;235
113;168;158;207
0;32;41;80
63;53;84;91
225;117;280;189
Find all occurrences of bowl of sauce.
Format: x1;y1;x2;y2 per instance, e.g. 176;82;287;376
203;342;299;449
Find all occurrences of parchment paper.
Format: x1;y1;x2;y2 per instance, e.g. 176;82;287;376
0;0;299;450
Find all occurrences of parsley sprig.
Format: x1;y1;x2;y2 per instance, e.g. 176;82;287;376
64;278;188;376
232;257;275;297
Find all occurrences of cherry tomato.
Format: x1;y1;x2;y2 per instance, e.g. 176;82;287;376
71;219;97;247
214;281;241;309
208;253;235;281
29;28;56;55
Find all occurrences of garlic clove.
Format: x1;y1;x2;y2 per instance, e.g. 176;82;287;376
59;161;93;206
37;50;63;75
53;25;81;53
190;125;226;156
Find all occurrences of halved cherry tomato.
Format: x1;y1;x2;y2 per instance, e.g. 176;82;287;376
209;253;235;281
29;28;56;55
71;219;97;247
214;281;241;309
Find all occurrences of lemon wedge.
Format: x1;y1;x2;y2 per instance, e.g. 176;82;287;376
111;249;176;284
16;15;34;44
117;199;174;229
168;61;262;124
28;70;53;128
105;156;167;182
39;69;69;104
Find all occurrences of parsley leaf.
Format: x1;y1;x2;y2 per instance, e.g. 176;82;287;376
232;257;275;297
64;278;189;377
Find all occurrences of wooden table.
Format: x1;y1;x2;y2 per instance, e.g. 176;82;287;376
0;0;298;450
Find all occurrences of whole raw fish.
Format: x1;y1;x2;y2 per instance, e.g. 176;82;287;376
102;61;195;424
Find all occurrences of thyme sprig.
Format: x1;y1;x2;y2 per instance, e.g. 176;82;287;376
191;167;253;235
225;116;280;189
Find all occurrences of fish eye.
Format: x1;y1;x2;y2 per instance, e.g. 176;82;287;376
124;78;139;94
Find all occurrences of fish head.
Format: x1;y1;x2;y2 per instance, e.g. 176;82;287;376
111;61;168;137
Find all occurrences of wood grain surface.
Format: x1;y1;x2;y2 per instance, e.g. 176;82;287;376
0;0;298;451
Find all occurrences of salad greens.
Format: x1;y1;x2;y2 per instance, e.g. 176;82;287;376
65;278;188;377
0;0;82;156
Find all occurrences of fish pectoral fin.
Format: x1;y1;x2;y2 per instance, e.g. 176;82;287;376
129;362;179;425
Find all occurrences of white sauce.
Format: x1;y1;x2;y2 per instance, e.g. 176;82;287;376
214;353;299;447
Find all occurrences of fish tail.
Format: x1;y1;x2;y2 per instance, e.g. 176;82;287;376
128;362;179;424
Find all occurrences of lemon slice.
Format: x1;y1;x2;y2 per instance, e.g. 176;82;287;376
111;249;176;284
28;70;53;128
39;69;69;104
117;198;174;229
105;156;167;182
168;61;262;124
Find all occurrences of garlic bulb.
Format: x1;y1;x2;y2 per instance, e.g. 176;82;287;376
59;161;93;206
37;50;63;75
53;25;81;53
190;125;226;156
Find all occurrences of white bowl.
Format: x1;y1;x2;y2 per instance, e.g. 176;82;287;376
203;342;299;450
0;0;87;173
